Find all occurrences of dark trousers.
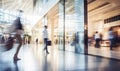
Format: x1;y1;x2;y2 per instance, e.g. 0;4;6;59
110;39;114;50
95;39;100;48
14;34;22;58
44;38;49;53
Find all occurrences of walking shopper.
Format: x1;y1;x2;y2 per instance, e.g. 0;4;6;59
94;31;100;48
13;17;23;61
108;27;115;50
43;25;49;54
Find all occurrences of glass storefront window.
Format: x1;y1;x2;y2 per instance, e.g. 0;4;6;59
32;0;86;53
53;0;85;53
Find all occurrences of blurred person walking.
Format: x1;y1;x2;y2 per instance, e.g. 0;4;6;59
36;38;38;44
13;17;23;60
94;31;100;48
13;10;23;61
43;25;49;54
5;10;24;61
108;27;115;50
4;17;23;61
74;32;81;53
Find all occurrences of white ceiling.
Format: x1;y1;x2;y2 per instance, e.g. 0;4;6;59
88;0;120;23
0;0;120;28
0;0;34;14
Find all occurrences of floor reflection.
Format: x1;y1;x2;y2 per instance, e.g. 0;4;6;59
0;44;120;71
13;61;19;71
0;59;18;71
42;54;50;71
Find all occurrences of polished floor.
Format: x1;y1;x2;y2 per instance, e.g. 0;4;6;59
88;46;120;60
0;44;120;71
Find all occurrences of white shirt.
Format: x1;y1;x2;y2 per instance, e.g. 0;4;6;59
108;31;114;39
42;28;48;38
94;33;100;39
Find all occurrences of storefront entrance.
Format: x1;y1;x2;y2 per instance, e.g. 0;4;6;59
47;0;85;53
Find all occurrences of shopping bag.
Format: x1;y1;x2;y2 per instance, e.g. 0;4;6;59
5;37;14;50
47;40;51;46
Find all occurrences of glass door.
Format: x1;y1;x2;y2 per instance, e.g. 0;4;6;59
64;0;85;53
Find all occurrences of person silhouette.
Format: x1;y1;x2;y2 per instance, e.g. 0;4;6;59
36;38;38;44
43;25;49;54
13;17;23;61
94;31;100;48
108;27;115;50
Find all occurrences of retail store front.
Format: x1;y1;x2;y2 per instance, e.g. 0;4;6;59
32;0;85;54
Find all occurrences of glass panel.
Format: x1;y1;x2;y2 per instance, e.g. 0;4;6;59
58;0;64;50
88;0;120;59
65;0;84;53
